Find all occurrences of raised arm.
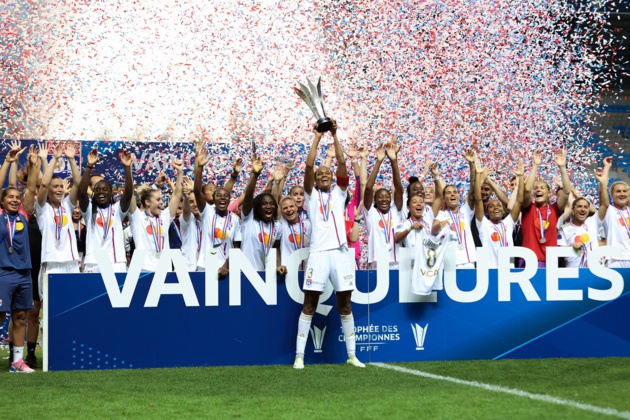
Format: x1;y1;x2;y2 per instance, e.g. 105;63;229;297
193;140;210;214
596;157;612;221
23;148;41;215
241;152;264;218
359;144;369;203
387;137;404;212
485;176;509;208
331;120;348;190
323;143;335;169
523;149;541;209
554;149;572;211
510;158;525;221
120;150;136;213
474;167;490;222
271;165;285;219
37;142;63;207
78;149;98;212
223;157;242;193
0;140;25;188
431;162;445;217
181;176;193;222
64;141;81;204
363;144;386;210
464;149;477;209
304;126;323;195
168;159;184;219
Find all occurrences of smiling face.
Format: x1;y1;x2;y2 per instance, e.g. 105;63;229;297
610;182;629;209
424;185;435;205
48;177;65;206
532;180;550;206
188;192;199;217
408;182;425;200
314;167;333;192
486;199;504;223
144;191;163;217
407;195;425;220
289;186;305;209
443;185;460;211
214;188;230;215
1;188;21;214
572;198;590;225
375;188;392;214
254;193;277;223
281;197;299;223
93;180;113;208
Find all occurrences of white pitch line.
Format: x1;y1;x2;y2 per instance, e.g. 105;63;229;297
372;362;630;419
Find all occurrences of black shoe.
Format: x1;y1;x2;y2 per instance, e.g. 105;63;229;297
25;354;38;369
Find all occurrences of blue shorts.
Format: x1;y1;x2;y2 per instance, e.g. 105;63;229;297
0;267;34;312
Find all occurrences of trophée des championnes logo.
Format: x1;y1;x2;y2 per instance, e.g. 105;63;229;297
310;325;326;353
411;323;428;350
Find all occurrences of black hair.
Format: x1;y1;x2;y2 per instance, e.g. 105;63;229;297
252;192;278;223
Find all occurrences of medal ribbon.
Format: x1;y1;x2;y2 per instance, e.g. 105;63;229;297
259;220;276;256
447;209;462;244
569;221;591;268
377;209;393;247
317;190;331;222
211;212;232;247
98;204;114;241
289;220;304;251
5;213;17;249
146;212;163;253
615;205;630;239
536;205;551;242
53;205;65;242
490;221;508;247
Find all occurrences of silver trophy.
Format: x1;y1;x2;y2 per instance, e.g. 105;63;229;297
293;77;333;133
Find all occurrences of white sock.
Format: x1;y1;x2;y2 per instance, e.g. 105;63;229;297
295;313;313;357
13;346;24;363
341;313;356;358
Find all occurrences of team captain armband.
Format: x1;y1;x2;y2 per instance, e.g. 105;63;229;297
337;175;350;188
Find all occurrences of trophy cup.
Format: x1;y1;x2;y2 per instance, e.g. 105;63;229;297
293;77;333;133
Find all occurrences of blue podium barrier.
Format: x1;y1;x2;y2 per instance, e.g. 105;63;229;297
45;247;630;371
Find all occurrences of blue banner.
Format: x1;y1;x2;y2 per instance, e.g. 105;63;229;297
46;256;630;371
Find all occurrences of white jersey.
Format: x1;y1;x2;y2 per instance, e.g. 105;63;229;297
240;210;281;270
395;219;451;295
82;202;128;266
305;186;348;252
436;203;477;265
197;205;240;269
180;215;203;271
278;217;311;267
558;216;600;268
363;206;402;266
400;192;435;226
475;216;515;268
35;196;80;263
602;205;630;262
129;209;172;272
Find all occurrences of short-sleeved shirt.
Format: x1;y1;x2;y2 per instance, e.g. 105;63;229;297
557;216;600;268
129;209;172;272
363;206;402;265
82;202;128;265
601;205;630;262
278;217;311;266
0;206;31;270
240;210;281;270
521;202;562;262
306;186;348;253
475;216;516;268
35;196;80;263
436;202;477;265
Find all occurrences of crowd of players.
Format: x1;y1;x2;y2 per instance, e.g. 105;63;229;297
1;121;629;372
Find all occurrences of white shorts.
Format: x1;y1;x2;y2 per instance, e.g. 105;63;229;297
38;261;81;301
83;262;128;273
303;247;355;293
